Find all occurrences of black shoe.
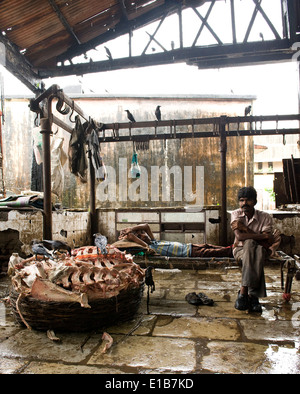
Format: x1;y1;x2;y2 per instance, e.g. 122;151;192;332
185;292;202;305
234;291;249;311
185;292;214;306
248;296;262;313
197;292;214;306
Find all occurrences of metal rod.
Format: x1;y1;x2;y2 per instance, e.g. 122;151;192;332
244;0;261;43
219;116;227;246
101;114;300;132
88;149;97;237
0;110;5;197
192;1;215;47
40;115;52;240
230;0;237;44
192;4;223;45
290;154;299;203
252;0;281;39
30;84;90;123
98;128;300;143
178;4;183;49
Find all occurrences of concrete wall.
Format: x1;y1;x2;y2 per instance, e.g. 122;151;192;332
0;209;91;261
0;93;255;265
78;95;255;210
2;94;254;211
97;206;221;245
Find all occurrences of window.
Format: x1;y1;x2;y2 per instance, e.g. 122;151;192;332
268;162;273;172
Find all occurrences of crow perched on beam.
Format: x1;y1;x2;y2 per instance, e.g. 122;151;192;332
104;46;113;60
155;105;161;121
245;105;252;116
125;110;136;122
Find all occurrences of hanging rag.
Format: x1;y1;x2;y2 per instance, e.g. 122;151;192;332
31;127;43;191
32;126;43;165
130;145;141;179
51;135;67;197
68;116;88;183
86;128;107;182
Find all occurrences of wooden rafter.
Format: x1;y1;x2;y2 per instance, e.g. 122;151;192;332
118;0;129;22
0;33;41;93
48;0;81;45
0;0;298;91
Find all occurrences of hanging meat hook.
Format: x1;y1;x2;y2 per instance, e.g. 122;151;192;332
56;97;70;115
69;101;76;123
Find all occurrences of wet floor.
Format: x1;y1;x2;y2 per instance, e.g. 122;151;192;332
0;263;299;375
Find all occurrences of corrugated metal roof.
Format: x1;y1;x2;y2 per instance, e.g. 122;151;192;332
0;0;175;68
0;0;298;92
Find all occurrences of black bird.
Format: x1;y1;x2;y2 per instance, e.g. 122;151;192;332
42;240;71;255
155;105;161;121
125;110;136;122
32;240;52;260
104;46;113;61
245;105;252;116
94;233;108;254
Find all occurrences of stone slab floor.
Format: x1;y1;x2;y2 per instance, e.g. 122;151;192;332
0;265;299;375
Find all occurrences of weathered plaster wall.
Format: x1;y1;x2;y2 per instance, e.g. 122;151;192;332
2;94;254;211
72;95;254;210
2;99;36;192
97;206;221;245
0;209;91;260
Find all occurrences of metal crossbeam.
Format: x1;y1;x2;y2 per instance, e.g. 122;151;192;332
97;114;300;143
192;2;222;45
42;0;296;79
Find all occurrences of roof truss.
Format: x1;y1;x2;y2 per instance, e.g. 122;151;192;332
0;0;298;92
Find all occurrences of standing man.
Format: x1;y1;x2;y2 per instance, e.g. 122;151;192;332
231;186;275;313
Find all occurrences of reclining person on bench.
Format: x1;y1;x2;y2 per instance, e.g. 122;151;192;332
117;223;233;258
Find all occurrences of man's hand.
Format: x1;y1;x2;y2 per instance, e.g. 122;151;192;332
259;232;275;246
231;220;248;232
118;227;133;240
